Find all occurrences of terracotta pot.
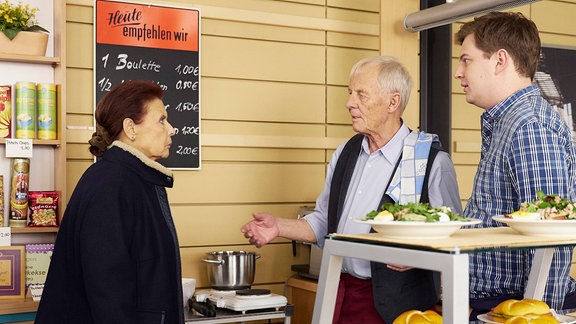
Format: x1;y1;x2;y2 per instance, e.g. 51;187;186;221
0;31;48;56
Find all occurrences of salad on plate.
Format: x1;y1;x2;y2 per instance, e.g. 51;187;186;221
506;191;576;220
363;202;469;223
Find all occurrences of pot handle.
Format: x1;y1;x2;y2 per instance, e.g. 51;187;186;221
201;259;224;264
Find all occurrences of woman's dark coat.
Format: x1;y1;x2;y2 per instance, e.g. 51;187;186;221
35;141;184;324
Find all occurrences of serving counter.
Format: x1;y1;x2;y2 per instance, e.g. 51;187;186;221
312;227;576;323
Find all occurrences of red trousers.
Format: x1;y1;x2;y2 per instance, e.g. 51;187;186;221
332;273;386;324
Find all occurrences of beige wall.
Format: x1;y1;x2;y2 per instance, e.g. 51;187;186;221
64;0;576;294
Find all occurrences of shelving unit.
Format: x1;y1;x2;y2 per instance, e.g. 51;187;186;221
0;54;60;65
0;0;66;225
0;0;66;321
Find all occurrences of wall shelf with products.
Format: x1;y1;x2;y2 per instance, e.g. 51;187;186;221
0;139;61;146
10;227;58;234
0;0;66;320
0;0;66;227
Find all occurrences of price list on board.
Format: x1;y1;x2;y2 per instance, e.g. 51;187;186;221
95;0;201;169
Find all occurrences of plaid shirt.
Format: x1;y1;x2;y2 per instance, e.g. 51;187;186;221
464;86;576;309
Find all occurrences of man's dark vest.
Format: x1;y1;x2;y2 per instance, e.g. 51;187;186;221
327;133;443;323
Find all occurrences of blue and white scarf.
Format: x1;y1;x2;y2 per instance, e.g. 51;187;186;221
385;131;438;204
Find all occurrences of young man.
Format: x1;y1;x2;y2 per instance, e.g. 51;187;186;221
241;56;462;323
455;12;576;319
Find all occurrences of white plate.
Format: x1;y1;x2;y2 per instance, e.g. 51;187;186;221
492;216;576;237
476;313;499;324
353;218;481;239
478;312;576;323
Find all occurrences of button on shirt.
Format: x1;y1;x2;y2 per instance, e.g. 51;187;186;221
305;124;462;279
464;86;576;310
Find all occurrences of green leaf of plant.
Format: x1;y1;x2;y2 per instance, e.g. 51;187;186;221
26;25;49;33
3;29;18;40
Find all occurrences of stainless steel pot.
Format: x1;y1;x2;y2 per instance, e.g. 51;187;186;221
202;251;261;290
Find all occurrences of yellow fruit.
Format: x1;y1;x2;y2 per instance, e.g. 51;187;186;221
504;314;559;324
393;310;442;324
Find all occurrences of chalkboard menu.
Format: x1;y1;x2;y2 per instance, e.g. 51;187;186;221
95;0;201;169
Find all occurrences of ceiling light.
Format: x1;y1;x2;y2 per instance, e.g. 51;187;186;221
403;0;542;32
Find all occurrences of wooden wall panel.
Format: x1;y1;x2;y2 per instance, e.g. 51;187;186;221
532;1;576;35
173;204;310;246
286;0;324;6
202;36;325;83
450;130;481;166
454;165;478;203
66;22;92;69
541;33;576;47
66;114;93;144
327;125;356;139
66;68;93;115
66;3;92;24
202;19;325;44
327;47;380;85
201;78;326;123
201;147;325;163
327;32;380;49
327;85;351;124
452;94;482;130
168;163;325;204
201;120;325;137
66;143;92;160
328;0;379;11
65;160;91;201
380;0;420;128
326;7;379;24
176;0;326;18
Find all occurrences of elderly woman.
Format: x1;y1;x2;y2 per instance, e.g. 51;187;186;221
36;80;183;324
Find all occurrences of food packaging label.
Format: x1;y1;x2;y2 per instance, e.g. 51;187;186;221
15;82;36;139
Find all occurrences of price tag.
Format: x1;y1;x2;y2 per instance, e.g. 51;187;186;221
28;284;44;302
0;227;11;246
4;139;33;158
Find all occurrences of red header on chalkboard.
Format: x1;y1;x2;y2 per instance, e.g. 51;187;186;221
96;0;199;52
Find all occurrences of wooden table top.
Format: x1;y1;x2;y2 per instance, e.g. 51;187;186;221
330;227;576;253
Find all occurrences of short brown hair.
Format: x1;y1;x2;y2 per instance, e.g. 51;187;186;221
89;80;163;157
455;11;540;79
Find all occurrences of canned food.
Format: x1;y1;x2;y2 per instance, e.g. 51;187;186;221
15;82;36;139
37;83;57;140
9;158;30;227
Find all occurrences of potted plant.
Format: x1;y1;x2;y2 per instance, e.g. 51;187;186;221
0;0;50;56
